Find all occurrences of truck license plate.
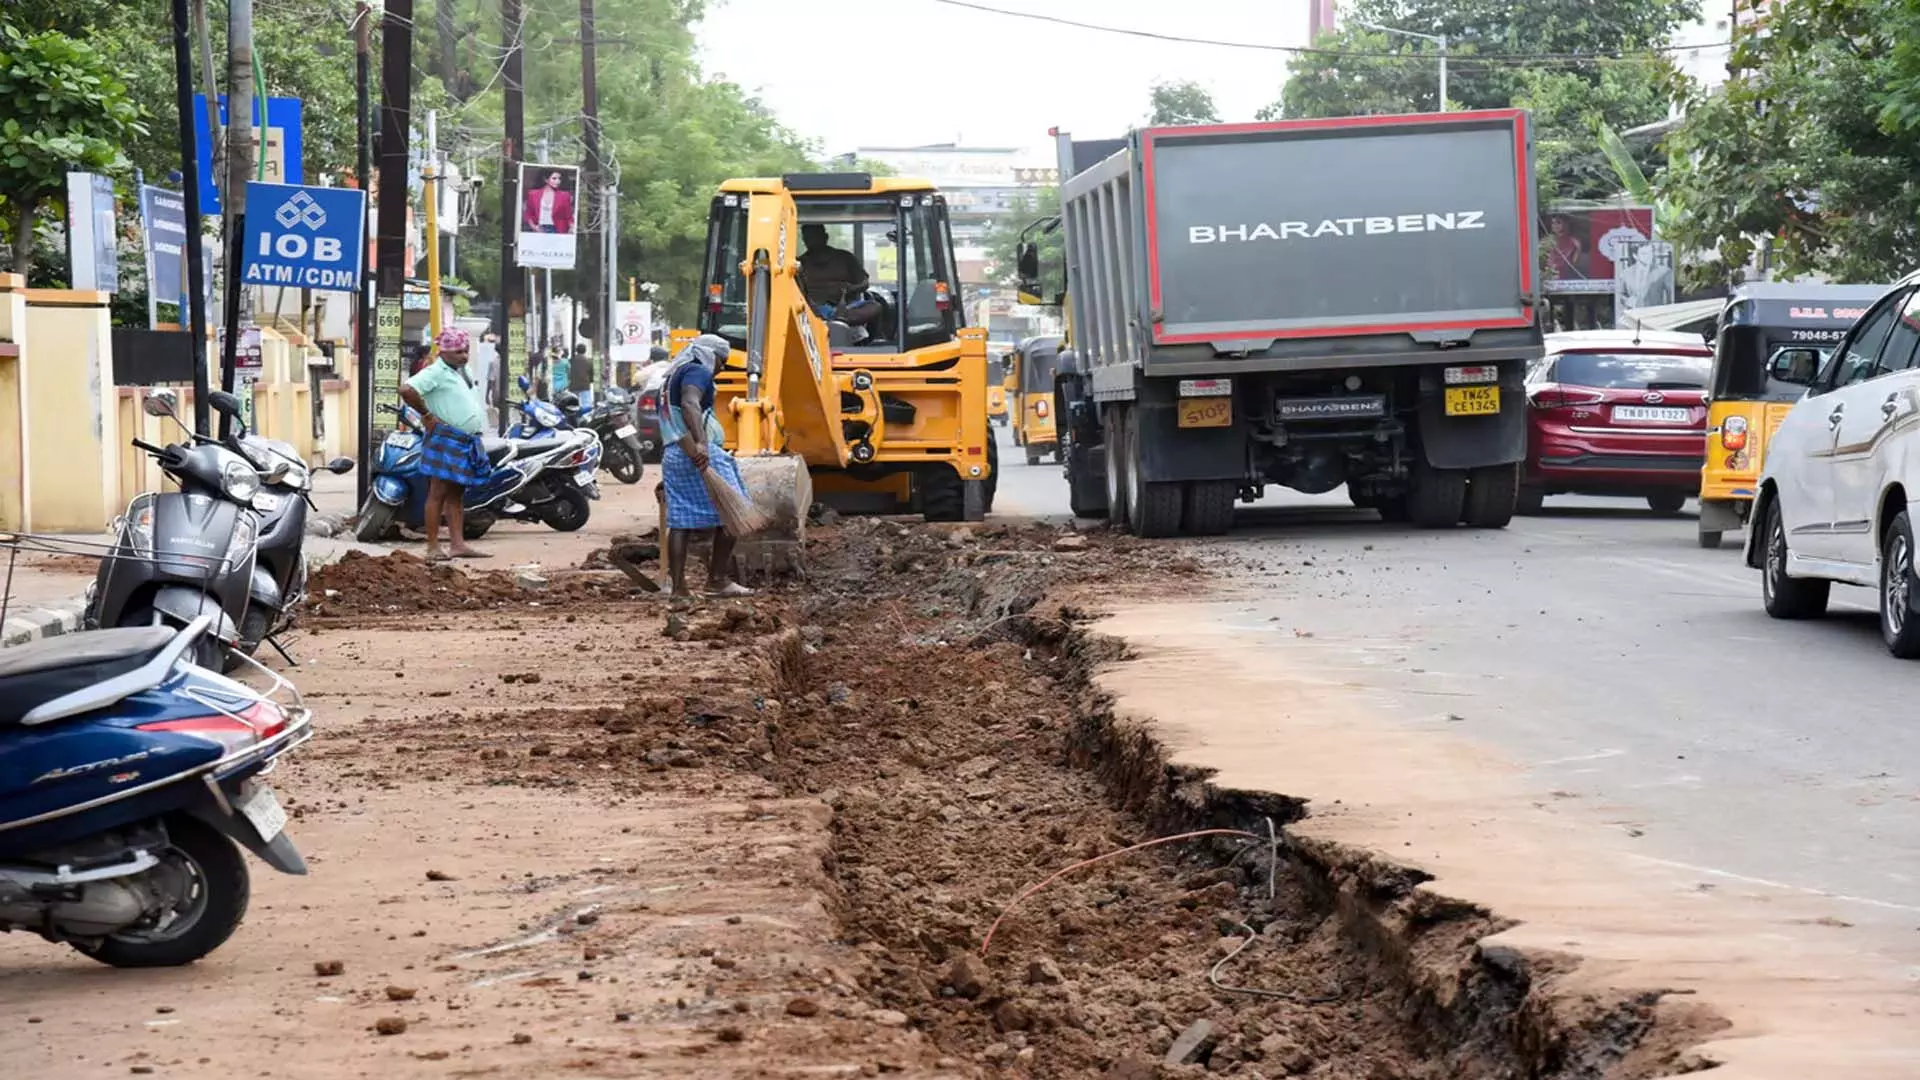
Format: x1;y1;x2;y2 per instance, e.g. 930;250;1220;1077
1177;397;1233;428
1443;386;1500;417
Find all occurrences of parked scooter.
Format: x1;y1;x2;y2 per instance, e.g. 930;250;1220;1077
86;391;263;669
136;389;354;662
0;613;311;967
355;404;601;543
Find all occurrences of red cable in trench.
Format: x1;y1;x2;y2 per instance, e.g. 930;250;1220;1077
978;827;1266;958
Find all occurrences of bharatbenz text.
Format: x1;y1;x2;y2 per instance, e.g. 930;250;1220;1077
1188;210;1488;245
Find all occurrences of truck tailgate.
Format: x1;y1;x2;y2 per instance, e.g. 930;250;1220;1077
1142;110;1536;347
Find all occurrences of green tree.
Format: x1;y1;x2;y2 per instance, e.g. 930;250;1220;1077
1265;0;1694;199
0;26;145;274
1661;0;1920;286
1148;80;1221;126
981;186;1062;289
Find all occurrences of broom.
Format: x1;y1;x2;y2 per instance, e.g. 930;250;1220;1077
701;454;773;538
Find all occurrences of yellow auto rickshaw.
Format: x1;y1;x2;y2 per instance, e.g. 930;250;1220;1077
987;355;1009;425
1698;283;1891;549
1009;334;1062;465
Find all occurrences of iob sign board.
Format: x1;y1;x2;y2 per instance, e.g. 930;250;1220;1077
240;182;366;292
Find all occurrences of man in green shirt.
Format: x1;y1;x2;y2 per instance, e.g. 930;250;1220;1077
399;327;492;560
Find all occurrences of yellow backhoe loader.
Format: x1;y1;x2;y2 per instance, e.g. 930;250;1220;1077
673;171;996;569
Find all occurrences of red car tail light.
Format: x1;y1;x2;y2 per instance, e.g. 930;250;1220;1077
1530;385;1606;409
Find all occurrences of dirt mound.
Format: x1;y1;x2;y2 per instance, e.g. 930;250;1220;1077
306;550;646;618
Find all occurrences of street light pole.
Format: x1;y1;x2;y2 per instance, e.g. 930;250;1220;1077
1357;19;1449;112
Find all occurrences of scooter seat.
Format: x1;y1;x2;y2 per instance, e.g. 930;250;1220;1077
482;437;517;465
0;626;177;726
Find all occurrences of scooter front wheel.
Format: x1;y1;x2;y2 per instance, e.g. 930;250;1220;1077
74;815;251;968
354;492;398;544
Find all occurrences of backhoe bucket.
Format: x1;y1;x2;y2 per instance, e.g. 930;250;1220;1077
728;453;812;579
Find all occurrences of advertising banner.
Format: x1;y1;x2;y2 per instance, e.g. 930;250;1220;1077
1540;205;1656;295
516;163;579;270
140;186;187;315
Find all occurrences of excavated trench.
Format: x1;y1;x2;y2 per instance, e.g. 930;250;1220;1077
762;519;1725;1079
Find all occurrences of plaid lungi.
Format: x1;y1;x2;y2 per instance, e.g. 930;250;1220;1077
661;443;746;531
418;425;491;487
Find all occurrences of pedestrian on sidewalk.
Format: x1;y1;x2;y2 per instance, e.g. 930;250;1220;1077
570;343;595;410
400;326;493;562
659;333;753;598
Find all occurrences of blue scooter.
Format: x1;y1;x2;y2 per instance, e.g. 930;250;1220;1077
354;403;602;543
0;614;311;967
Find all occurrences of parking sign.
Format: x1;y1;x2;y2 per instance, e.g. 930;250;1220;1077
240;182;367;292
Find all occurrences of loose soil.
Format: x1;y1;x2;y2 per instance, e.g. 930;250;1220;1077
2;520;1714;1079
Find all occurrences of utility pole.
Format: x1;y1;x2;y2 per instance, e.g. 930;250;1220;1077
604;187;617;396
376;0;413;322
424;110;443;346
578;0;605;374
354;0;375;506
496;0;525;433
171;0;213;436
217;0;256;435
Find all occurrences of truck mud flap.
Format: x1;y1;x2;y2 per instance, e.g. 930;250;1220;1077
1130;400;1245;485
1416;395;1526;471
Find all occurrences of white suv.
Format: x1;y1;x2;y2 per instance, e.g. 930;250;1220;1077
1748;276;1920;656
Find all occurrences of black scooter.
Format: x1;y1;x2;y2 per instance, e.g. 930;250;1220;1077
85;391;263;669
558;390;645;485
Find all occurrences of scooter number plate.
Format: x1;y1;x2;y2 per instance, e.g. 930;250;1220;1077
614;424;637;439
237;783;288;842
575;469;596;486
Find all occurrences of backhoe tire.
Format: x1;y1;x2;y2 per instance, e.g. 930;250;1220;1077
1182;480;1235;536
921;465;968;523
1462;463;1519;529
1407;460;1467;529
1103;408;1131;528
1125;414;1182;539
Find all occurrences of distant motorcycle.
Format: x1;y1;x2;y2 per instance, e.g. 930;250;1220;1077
0;613;312;967
575;388;645;485
356;404;601;542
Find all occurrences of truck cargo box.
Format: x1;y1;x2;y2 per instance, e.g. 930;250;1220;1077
1060;109;1540;374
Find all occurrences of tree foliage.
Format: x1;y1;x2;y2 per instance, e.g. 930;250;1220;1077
1661;0;1920;286
1148;81;1220;126
0;25;145;273
1267;0;1695;200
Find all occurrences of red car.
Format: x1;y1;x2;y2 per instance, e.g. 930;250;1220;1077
1520;331;1713;515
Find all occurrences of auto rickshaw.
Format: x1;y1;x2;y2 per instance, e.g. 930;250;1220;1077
1697;282;1891;549
987;355;1009;425
1008;334;1062;465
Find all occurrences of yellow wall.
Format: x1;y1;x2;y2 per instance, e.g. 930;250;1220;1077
21;290;117;532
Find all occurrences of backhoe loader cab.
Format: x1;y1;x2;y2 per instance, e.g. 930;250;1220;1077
694;173;994;529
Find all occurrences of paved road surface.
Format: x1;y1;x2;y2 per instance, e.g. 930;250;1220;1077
988;426;1920;966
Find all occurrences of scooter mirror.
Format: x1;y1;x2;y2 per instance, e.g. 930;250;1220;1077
326;456;356;474
517;374;532;393
207;390;242;417
142;389;180;417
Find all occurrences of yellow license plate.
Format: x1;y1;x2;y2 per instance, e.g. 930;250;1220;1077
1178;397;1232;428
1443;385;1500;417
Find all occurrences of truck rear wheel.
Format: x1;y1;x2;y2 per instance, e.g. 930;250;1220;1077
1182;480;1235;536
1125;413;1182;538
1462;463;1518;529
1103;408;1130;528
1407;461;1467;529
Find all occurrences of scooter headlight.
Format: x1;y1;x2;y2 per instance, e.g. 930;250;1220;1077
222;459;262;504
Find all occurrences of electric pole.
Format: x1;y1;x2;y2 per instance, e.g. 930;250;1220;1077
579;0;605;375
170;0;213;436
497;0;525;433
355;0;374;505
217;0;256;435
375;2;413;304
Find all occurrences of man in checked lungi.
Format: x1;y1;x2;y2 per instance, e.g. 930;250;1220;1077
659;334;754;598
399;327;493;562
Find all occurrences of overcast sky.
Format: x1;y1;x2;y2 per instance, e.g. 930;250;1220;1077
694;0;1309;162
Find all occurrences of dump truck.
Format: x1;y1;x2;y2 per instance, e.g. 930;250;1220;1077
680;172;996;569
1022;110;1545;537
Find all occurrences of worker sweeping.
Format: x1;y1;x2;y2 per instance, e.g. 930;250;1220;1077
659;334;763;598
